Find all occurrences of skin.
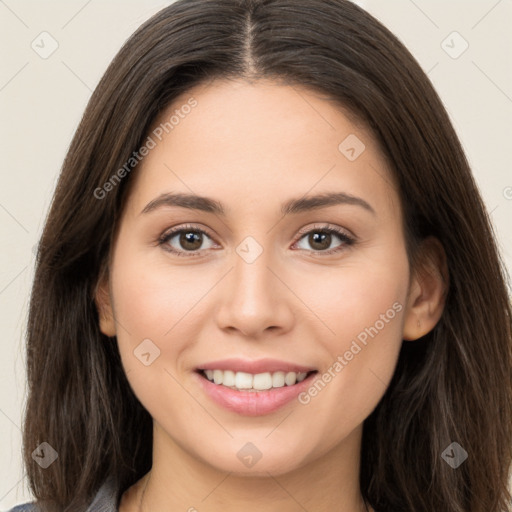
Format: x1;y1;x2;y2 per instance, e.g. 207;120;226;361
95;78;447;512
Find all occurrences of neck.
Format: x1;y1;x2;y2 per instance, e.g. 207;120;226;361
134;422;369;512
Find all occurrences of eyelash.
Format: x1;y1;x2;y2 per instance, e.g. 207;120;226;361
157;223;356;258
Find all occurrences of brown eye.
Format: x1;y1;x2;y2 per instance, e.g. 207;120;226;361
159;225;216;257
176;231;203;251
294;225;355;254
307;231;333;251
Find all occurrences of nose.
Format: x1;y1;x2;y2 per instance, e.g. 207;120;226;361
214;244;295;339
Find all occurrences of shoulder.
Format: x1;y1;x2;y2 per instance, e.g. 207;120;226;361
4;504;38;512
4;474;121;512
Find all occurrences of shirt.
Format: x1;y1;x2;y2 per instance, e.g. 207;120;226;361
4;474;121;512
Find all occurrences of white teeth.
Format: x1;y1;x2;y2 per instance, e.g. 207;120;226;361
235;371;253;389
253;372;272;390
222;370;236;387
296;372;307;382
272;371;285;388
284;371;296;386
213;369;223;385
202;369;312;390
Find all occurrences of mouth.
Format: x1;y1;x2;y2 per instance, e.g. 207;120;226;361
194;365;319;416
193;358;319;415
196;368;318;392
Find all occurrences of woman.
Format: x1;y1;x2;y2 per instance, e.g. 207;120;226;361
9;0;512;511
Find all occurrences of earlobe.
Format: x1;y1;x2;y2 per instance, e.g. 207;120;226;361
402;237;449;341
94;271;117;337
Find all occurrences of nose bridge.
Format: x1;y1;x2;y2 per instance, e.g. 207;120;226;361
231;234;279;309
215;234;294;336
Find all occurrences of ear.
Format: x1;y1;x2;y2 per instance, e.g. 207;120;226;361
402;236;449;341
93;267;117;337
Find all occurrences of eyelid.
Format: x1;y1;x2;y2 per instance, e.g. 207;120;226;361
157;222;356;257
291;223;356;255
294;223;355;241
157;223;218;257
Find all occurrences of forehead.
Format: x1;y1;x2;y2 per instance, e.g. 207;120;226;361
124;78;400;222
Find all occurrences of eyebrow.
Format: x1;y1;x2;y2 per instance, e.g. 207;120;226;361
140;191;376;216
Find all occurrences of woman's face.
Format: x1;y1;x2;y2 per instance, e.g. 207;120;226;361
97;78;420;476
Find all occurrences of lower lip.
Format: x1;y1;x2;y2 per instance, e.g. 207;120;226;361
194;371;318;416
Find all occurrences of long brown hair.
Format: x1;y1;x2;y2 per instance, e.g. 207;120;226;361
22;0;512;510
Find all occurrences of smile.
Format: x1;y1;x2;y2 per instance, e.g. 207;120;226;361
200;369;314;391
194;363;319;416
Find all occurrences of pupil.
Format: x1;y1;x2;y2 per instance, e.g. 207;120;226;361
310;232;330;250
181;231;201;250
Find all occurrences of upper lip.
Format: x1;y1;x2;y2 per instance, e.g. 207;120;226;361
197;358;317;374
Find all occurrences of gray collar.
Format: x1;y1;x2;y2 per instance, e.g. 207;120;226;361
85;474;121;512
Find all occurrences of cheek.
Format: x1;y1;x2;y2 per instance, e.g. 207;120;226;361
110;230;211;336
108;235;211;381
298;243;408;340
295;249;408;427
323;266;406;341
108;246;206;424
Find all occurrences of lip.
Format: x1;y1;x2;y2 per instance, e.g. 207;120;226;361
196;357;316;374
194;367;318;416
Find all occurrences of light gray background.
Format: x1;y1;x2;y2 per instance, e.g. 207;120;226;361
1;0;511;508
